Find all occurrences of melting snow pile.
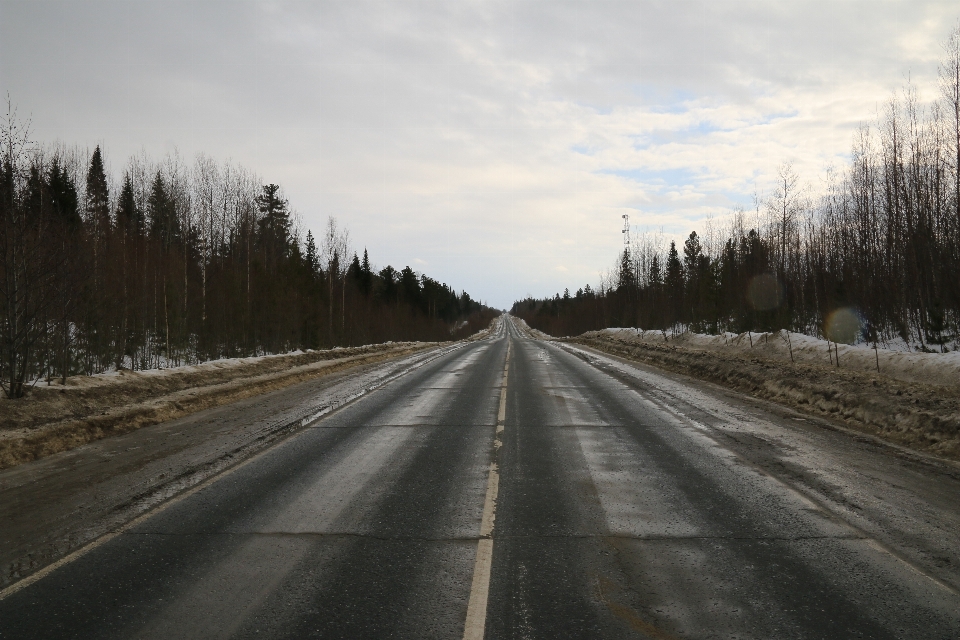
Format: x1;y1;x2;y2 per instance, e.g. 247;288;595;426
595;327;960;389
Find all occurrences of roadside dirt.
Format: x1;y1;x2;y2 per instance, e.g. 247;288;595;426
568;330;960;461
0;343;437;469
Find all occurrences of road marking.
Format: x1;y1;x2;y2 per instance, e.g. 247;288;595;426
564;341;960;598
463;339;510;640
0;450;253;601
0;342;469;602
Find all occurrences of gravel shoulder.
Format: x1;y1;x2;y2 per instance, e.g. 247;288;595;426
0;343;438;469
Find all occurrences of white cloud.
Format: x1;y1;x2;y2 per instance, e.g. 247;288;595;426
1;0;957;307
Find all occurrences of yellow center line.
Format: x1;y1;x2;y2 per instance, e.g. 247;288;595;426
462;338;510;640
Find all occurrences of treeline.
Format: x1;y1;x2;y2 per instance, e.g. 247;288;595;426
515;25;960;351
1;123;494;398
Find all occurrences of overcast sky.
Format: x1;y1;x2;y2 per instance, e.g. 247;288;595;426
2;1;957;308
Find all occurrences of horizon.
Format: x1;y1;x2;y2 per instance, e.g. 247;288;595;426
2;1;958;308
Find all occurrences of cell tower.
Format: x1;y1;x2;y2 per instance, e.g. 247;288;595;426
621;213;630;248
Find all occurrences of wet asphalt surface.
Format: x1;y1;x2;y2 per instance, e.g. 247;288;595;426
1;317;958;639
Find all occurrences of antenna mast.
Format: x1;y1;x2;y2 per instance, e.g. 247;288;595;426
621;213;630;249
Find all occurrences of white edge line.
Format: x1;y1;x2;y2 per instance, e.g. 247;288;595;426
0;341;471;601
558;341;960;597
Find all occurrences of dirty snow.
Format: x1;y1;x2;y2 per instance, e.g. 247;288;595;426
594;327;960;389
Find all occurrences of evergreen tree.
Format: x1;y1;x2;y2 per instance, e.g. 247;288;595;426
348;252;361;285
116;173;141;235
305;230;319;276
399;266;421;308
666;241;684;327
25;164;46;225
683;231;708;325
148;171;179;247
617;247;635;291
379;265;397;303
682;231;702;276
666;241;683;289
86;146;110;234
649;254;662;287
255;183;290;256
360;248;372;295
47;160;80;228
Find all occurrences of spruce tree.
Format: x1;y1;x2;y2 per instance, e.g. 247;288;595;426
399;266;420;307
361;248;372;295
116;173;141;235
148;171;180;248
348;252;361;284
305;230;319;276
666;241;683;288
618;247;635;291
666;241;684;327
47;160;80;228
86;146;110;234
26;164;44;222
379;265;397;303
682;231;702;276
255;184;290;257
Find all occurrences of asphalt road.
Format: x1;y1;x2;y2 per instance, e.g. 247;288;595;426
1;316;958;639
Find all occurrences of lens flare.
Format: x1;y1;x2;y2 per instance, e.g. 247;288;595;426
747;273;782;311
825;307;862;344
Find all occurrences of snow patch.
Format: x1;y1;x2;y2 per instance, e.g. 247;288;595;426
591;327;960;388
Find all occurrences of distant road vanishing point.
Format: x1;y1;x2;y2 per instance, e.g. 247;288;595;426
1;316;958;638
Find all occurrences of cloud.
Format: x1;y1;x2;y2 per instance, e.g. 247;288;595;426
2;0;957;307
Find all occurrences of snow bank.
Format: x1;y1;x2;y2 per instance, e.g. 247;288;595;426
595;328;960;389
512;317;552;340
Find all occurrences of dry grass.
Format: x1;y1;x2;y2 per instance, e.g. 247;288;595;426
0;343;435;469
569;333;960;461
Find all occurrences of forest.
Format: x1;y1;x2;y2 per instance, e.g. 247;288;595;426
515;25;960;354
0;120;494;398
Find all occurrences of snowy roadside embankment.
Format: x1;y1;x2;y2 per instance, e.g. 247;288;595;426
567;328;960;461
596;328;960;387
512;317;553;341
0;342;438;469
